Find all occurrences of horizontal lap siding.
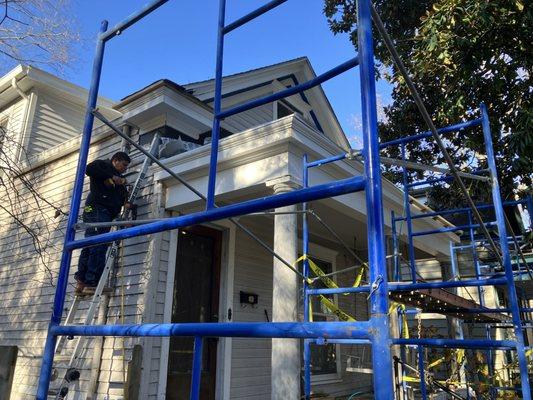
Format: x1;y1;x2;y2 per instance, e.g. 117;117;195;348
230;218;373;399
231;218;273;399
0;129;159;399
27;94;85;156
225;104;273;133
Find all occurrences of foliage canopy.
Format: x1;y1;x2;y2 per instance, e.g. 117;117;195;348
324;0;532;209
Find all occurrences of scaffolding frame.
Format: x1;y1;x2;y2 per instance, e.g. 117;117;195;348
387;108;532;398
35;1;531;399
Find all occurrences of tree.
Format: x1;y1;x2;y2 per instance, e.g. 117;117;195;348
0;0;79;72
0;124;67;286
324;0;532;211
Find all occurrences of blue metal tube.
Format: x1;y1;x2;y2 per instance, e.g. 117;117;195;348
407;169;488;189
36;20;109;400
306;153;347;168
357;0;393;398
52;321;372;339
206;0;227;209
223;0;288;33
67;176;366;249
314;339;371;345
407;175;454;188
418;346;427;400
393;199;526;222
468;211;485;307
393;338;516;350
485;325;495;399
217;57;359;119
481;103;531;399
527;195;533;230
401;143;417;282
307;286;371;295
410;221;497;237
389;277;507;291
190;337;203;400
379;118;482;149
100;0;169;41
302;154;311;399
308;276;508;296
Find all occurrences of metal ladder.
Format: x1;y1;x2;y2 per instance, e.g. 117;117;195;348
49;134;160;399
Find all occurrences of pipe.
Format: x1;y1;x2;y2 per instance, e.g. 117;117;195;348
380;156;491;182
190;337;203;400
36;20;109;400
481;103;531;399
206;0;227;209
302;154;311;400
393;338;516;350
393;199;527;222
52;321;372;339
357;1;393;398
100;0;170;42
370;5;505;270
379;118;482;149
223;0;288;33
217;57;359;119
11;77;28;100
66;176;366;250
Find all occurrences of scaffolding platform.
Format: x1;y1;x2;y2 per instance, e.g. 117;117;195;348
389;287;510;323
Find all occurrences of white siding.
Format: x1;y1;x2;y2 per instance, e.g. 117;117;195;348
224;103;273;133
27;93;85;156
0;129;161;399
229;218;373;399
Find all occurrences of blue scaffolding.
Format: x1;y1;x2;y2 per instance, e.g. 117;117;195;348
36;1;532;399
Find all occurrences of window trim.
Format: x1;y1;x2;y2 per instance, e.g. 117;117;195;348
305;243;342;384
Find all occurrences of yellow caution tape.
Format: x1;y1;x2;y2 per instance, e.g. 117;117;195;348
316;294;356;322
295;255;357;322
428;357;445;369
428;348;465;370
402;376;461;385
388;301;409;339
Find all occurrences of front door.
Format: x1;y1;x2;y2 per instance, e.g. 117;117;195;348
166;226;221;400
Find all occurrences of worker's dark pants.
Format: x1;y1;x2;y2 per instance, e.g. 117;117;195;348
75;206;112;286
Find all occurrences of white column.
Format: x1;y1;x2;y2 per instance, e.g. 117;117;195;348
271;182;300;400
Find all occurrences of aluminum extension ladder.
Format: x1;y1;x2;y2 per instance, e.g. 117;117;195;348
49;134;160;399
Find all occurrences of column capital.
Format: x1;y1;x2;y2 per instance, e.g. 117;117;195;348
265;175;301;194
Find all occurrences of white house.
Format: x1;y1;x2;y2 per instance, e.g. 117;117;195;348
0;59;465;400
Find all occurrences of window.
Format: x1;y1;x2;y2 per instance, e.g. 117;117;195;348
0;118;7;148
304;255;342;382
276;100;304;120
0;346;17;399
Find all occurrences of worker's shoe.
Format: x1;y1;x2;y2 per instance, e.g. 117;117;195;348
75;281;96;295
75;282;113;296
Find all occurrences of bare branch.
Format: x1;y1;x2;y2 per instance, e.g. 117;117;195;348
0;0;79;72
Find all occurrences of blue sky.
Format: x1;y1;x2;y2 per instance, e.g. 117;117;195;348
64;0;392;147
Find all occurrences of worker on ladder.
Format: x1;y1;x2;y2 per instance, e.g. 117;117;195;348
74;151;131;293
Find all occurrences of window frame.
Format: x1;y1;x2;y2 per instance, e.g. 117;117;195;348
305;243;342;384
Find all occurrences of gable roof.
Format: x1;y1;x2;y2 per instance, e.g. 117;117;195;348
183;57;351;150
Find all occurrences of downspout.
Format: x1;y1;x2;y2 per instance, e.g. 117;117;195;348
11;77;28;100
11;76;34;161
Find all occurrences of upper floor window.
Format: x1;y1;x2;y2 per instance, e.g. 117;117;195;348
276;100;303;120
0;118;7;154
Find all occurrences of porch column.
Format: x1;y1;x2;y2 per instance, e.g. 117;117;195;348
271;181;300;400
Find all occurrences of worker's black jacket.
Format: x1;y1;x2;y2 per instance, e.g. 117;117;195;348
85;159;128;219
